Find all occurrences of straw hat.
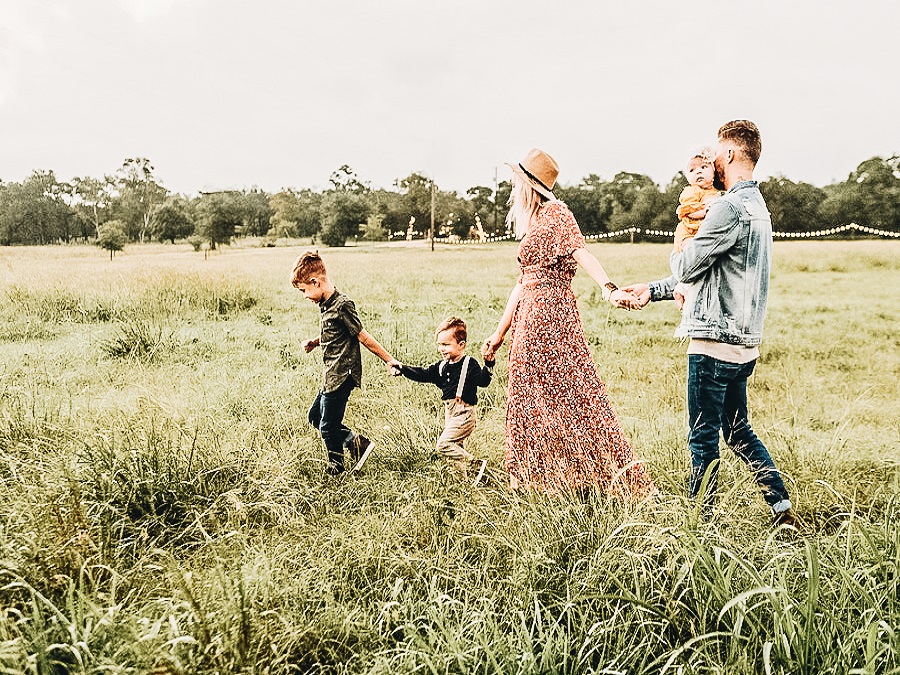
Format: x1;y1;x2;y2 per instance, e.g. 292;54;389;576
507;148;558;200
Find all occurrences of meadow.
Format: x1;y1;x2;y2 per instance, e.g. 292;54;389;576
0;239;897;674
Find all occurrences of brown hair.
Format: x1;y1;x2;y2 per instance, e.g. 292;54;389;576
436;316;467;343
718;120;762;166
291;250;327;287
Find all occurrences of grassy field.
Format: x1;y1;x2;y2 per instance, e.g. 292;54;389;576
0;239;898;674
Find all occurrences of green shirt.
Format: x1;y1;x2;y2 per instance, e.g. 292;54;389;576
319;289;363;393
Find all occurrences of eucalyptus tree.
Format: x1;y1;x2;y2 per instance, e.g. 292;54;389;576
66;175;114;240
113;158;168;242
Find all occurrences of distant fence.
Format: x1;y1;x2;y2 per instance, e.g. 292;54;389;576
438;222;899;245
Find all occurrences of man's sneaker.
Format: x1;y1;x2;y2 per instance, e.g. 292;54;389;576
325;462;345;477
773;509;797;528
349;434;375;472
471;459;488;487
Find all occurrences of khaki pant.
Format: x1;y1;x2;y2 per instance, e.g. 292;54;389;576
436;399;476;464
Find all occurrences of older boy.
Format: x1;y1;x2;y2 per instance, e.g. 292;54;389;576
291;251;400;476
393;316;493;484
625;120;794;526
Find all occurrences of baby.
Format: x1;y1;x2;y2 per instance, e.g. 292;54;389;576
673;146;721;307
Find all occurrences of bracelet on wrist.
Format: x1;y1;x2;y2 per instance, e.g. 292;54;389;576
603;281;618;301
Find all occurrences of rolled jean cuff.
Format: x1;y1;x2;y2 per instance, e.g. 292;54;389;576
771;499;792;514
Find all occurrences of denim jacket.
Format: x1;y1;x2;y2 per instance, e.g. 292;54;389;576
649;181;771;346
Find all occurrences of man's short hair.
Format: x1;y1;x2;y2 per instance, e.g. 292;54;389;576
718;120;762;166
291;250;327;287
436;316;467;343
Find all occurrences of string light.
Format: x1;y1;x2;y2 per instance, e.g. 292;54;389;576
440;222;899;244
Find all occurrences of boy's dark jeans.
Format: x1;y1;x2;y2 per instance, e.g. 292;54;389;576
687;354;790;511
308;377;355;472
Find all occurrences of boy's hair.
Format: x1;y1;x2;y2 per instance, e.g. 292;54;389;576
718;120;762;166
436;316;467;343
291;250;327;287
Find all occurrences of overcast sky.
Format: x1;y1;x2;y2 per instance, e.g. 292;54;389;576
2;0;898;196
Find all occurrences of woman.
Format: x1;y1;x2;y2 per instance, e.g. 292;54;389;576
482;148;655;497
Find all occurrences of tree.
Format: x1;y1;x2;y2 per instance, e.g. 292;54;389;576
150;197;195;243
466;186;496;236
66;175;114;240
96;220;126;259
760;176;826;233
240;188;272;237
555;174;614;235
818;156;900;232
0;171;73;245
494;180;512;234
319;191;370;247
329;164;369;194
268;189;321;239
395;173;434;238
369;188;406;239
197;191;242;249
113;158;168;242
606;172;659;231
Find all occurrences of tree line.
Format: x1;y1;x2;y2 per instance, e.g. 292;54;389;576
1;155;897;250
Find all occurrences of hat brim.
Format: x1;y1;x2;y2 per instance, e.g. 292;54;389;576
506;162;555;201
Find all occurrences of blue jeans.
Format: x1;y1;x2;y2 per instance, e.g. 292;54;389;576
308;377;356;472
687;354;790;513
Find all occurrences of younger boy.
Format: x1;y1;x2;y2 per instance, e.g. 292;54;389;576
291;251;400;476
392;316;493;484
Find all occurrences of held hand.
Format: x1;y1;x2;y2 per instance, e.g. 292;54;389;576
621;283;651;308
482;332;504;361
387;359;403;376
610;289;642;311
673;290;685;310
301;338;319;353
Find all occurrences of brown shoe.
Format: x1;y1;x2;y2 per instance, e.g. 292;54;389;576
349;434;375;472
772;509;797;528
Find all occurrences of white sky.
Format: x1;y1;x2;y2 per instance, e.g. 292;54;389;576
2;0;898;195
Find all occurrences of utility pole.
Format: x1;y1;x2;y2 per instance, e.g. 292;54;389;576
493;166;499;233
430;179;435;252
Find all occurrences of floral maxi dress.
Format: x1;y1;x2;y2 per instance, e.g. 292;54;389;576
505;201;655;497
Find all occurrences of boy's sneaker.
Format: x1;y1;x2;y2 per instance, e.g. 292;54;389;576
772;509;797;528
471;459;488;487
349;434;375;472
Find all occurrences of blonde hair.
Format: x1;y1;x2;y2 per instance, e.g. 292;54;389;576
506;177;547;239
686;145;716;168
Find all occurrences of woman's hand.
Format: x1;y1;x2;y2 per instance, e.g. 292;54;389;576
482;332;504;361
609;289;642;310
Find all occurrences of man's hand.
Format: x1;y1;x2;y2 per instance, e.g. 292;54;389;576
301;338;319;353
387;359;403;376
610;289;642;310
622;283;651;308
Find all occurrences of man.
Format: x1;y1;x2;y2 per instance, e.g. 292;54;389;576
626;120;794;526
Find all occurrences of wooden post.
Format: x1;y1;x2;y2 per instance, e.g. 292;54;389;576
430;179;435;251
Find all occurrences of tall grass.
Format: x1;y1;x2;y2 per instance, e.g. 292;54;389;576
0;240;897;673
